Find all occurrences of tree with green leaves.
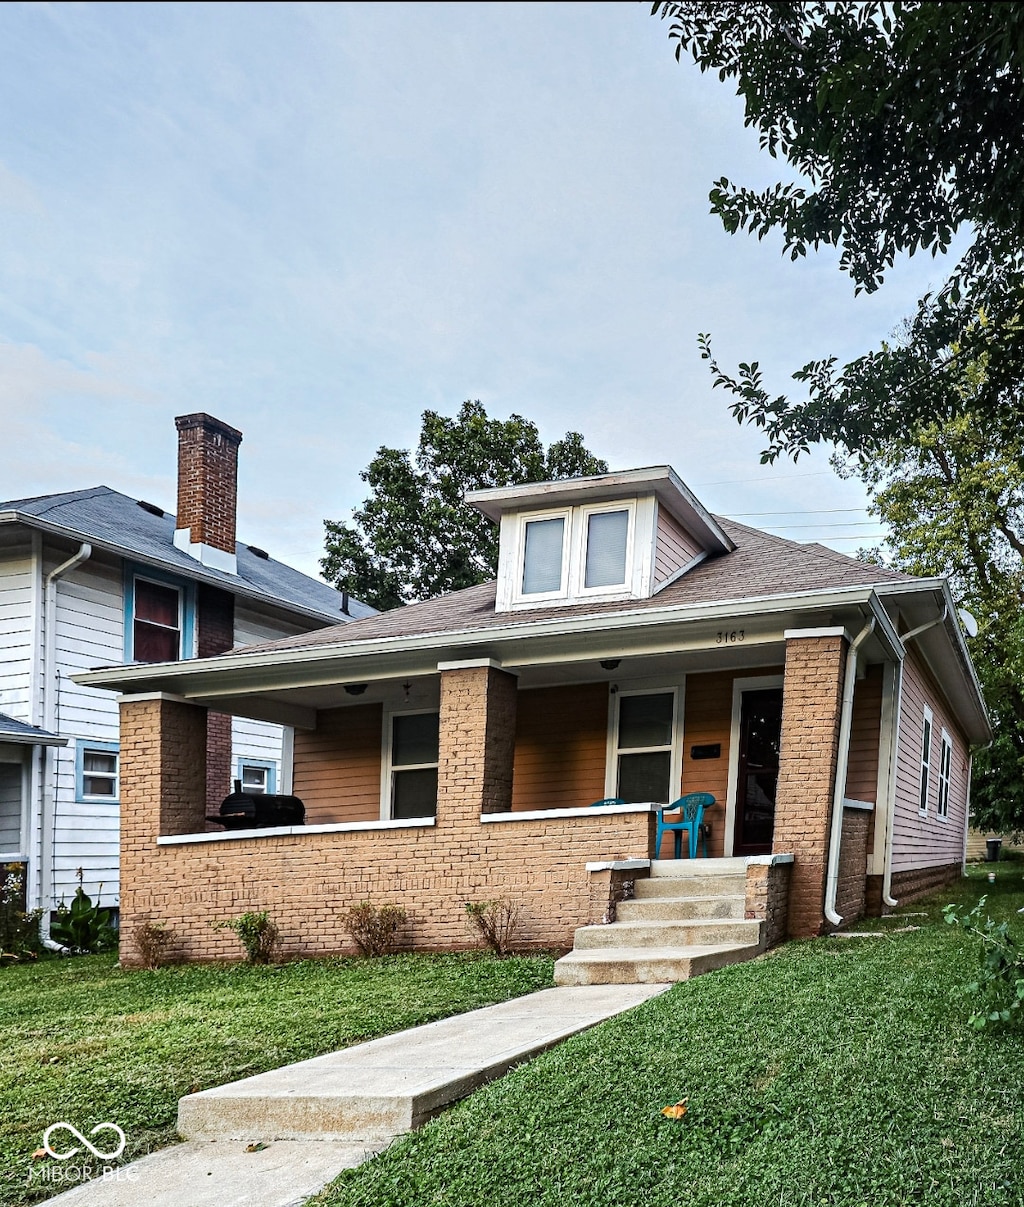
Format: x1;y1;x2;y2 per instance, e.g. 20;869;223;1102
653;1;1024;458
837;359;1024;830
322;401;607;611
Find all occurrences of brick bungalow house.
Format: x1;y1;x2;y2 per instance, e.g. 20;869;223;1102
77;467;988;977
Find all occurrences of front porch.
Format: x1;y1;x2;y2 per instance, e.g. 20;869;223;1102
113;619;892;966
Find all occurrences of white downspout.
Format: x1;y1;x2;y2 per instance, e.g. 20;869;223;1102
39;543;92;950
824;617;876;926
881;605;949;909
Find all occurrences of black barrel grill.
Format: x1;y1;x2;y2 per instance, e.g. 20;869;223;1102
208;781;306;830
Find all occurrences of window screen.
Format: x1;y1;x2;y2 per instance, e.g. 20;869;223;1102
522;517;565;595
618;693;674;749
616;692;675;803
584;509;629;588
133;578;181;663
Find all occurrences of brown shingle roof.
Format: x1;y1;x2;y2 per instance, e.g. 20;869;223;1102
233;519;915;657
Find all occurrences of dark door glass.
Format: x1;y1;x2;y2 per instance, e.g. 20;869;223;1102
734;689;783;855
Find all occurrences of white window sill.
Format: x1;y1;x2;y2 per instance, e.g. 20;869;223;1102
481;802;660;823
842;798;875;812
157;817;436;845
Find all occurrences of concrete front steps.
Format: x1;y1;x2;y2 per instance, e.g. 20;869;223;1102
554;857;763;986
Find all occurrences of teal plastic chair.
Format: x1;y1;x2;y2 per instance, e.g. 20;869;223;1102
590;797;625;807
655;792;716;859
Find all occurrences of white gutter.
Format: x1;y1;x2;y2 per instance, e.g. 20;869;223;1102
39;543;92;950
74;582;894;693
824;617;876;926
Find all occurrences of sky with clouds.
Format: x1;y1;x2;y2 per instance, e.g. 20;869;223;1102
0;2;961;580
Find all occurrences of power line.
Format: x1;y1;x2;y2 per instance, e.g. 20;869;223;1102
757;522;880;530
724;507;869;517
694;470;835;486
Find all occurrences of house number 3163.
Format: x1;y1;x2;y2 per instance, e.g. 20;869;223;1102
716;629;745;644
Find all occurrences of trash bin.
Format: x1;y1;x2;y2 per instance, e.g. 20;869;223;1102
986;837;1003;862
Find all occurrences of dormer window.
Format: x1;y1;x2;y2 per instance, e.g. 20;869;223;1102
467;466;735;613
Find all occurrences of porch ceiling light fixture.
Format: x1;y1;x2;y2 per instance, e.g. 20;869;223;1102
344;683;368;696
600;659;621;670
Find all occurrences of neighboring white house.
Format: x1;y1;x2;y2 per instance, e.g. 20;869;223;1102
0;412;371;922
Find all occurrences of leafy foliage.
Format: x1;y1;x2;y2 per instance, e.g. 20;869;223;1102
134;922;174;971
49;884;116;956
464;898;520;957
219;911;278;964
342;902;407;957
322;401;607;610
830;346;1024;829
943;895;1024;1029
653;2;1024;457
0;865;41;965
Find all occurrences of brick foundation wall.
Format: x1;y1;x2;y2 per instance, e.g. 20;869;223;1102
834;807;870;927
773;634;848;939
744;860;792;950
888;862;963;904
587;864;652;926
118;674;655;966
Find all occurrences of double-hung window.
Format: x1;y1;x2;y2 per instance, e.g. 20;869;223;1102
582;506;631;591
124;564;195;663
936;730;953;819
614;691;676;803
76;741;119;803
918;706;933;814
387;711;440;819
521;514;569;598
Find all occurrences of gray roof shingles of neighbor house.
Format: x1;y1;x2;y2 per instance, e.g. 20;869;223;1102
0;486;374;625
228;517;918;656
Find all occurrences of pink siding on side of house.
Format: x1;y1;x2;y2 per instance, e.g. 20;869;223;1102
891;650;970;872
654;507;704;586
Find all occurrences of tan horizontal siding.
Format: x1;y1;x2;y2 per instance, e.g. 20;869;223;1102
511;683;608;811
292;703;382;824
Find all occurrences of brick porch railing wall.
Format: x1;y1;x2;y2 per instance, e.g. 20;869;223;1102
773;633;848;938
117;670;655;967
835;806;870;924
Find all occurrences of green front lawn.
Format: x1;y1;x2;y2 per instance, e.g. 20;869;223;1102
0;952;554;1207
314;869;1024;1207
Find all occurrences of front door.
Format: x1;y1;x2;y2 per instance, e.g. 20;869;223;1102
733;688;783;855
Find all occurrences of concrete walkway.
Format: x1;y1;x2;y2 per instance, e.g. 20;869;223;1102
41;983;667;1207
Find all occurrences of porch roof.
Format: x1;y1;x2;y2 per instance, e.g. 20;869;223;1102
0;712;67;747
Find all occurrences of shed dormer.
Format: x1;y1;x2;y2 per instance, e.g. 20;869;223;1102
466;466;734;613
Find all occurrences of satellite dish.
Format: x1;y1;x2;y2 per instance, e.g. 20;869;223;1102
958;608;979;638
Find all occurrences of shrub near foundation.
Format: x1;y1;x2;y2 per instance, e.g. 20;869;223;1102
342;903;407;957
464;898;520;956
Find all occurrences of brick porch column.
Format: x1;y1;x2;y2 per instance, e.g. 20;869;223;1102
437;660;517;826
119;694;207;966
773;632;848;938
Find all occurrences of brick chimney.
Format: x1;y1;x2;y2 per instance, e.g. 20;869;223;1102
172;413;243;575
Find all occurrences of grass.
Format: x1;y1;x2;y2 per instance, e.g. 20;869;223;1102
312;867;1024;1207
0;951;553;1207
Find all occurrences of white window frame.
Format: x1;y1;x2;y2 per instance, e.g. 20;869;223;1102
918;705;933;815
515;509;572;603
574;501;637;598
936;729;953;820
604;683;683;805
380;707;440;821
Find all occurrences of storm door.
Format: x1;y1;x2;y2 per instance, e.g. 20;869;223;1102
733;689;783;855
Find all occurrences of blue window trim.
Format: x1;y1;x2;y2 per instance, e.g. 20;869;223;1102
236;758;277;794
123;562;196;663
75;739;120;804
